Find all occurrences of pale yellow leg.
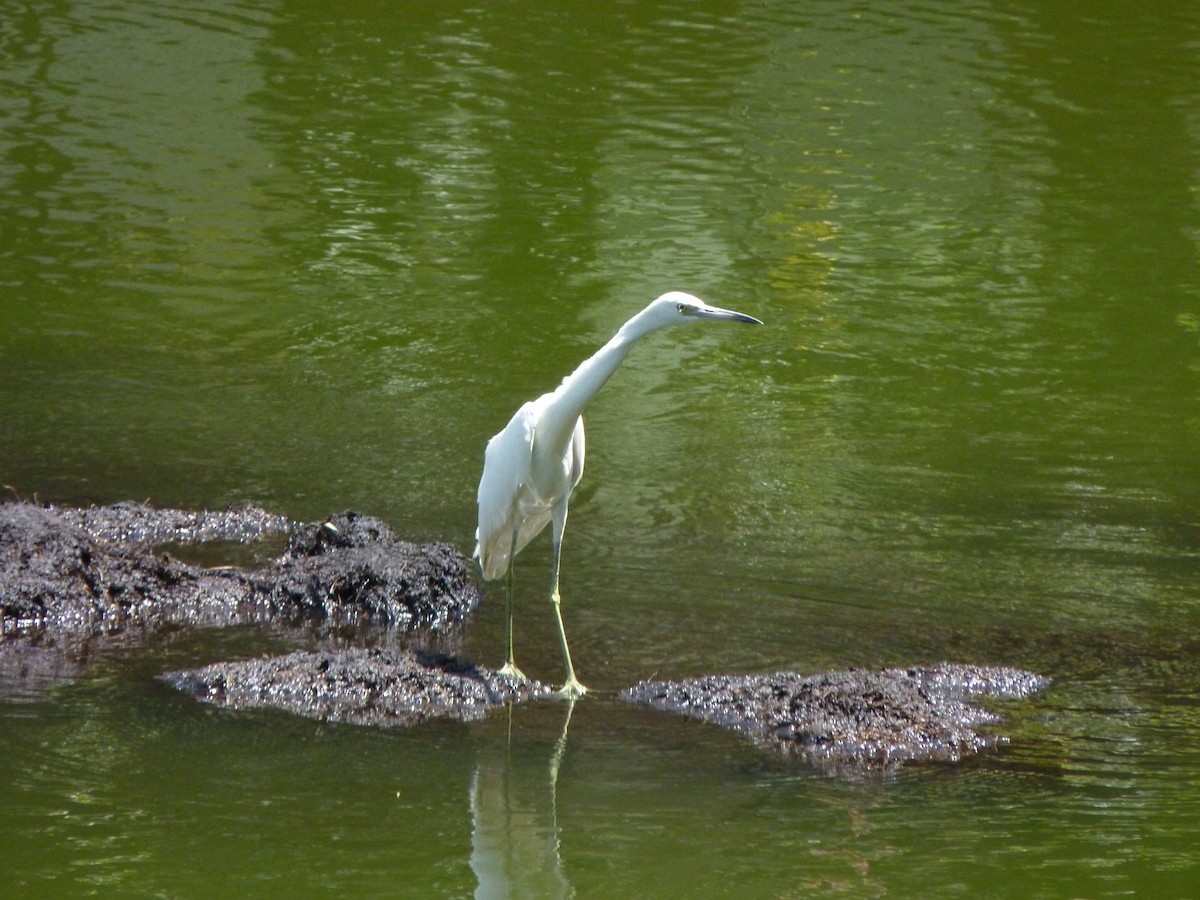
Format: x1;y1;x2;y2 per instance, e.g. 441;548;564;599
497;530;526;682
549;515;587;698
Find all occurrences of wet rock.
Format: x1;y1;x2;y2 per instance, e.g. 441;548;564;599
622;664;1049;773
163;647;553;726
0;502;480;693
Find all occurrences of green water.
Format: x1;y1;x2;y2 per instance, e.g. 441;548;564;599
3;1;1199;896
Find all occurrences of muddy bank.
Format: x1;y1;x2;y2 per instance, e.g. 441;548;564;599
622;664;1049;772
2;500;1050;772
164;649;1048;772
50;500;293;545
164;647;553;726
0;501;480;692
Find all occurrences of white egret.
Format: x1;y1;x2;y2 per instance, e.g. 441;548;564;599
474;291;763;698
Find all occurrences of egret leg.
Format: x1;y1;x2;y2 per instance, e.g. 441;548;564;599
549;515;588;698
497;531;526;682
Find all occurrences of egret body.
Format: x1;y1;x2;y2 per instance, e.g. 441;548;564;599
474;291;762;698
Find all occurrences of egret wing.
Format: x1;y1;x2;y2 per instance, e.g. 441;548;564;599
475;402;538;580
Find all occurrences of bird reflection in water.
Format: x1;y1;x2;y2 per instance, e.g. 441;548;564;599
470;700;577;899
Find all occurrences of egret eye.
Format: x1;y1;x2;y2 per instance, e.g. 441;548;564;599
676;302;689;314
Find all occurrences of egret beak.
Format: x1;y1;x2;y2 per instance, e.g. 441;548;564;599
694;303;764;326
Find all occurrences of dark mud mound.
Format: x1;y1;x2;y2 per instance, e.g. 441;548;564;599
0;502;480;692
622;664;1048;772
164;647;553;726
275;511;476;628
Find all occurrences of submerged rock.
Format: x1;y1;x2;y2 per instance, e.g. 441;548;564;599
0;502;480;693
622;664;1048;772
164;647;553;726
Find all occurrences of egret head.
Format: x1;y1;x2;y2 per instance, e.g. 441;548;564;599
639;291;764;332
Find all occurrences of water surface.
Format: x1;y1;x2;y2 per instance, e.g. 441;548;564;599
2;1;1199;896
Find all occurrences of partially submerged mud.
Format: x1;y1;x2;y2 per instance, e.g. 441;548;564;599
51;500;292;545
164;651;1048;773
2;500;1051;773
622;664;1049;772
0;502;479;692
164;647;553;727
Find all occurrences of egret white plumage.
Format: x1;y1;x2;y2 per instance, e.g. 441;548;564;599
474;291;763;698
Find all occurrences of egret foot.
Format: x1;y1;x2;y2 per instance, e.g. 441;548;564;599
556;677;588;699
497;661;528;682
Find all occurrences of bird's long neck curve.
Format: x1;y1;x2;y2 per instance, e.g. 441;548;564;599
537;308;667;451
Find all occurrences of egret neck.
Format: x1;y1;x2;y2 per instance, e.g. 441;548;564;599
532;309;665;458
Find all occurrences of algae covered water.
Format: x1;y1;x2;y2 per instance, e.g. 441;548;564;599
2;1;1199;896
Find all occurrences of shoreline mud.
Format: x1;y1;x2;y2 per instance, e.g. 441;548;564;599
1;500;1048;771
